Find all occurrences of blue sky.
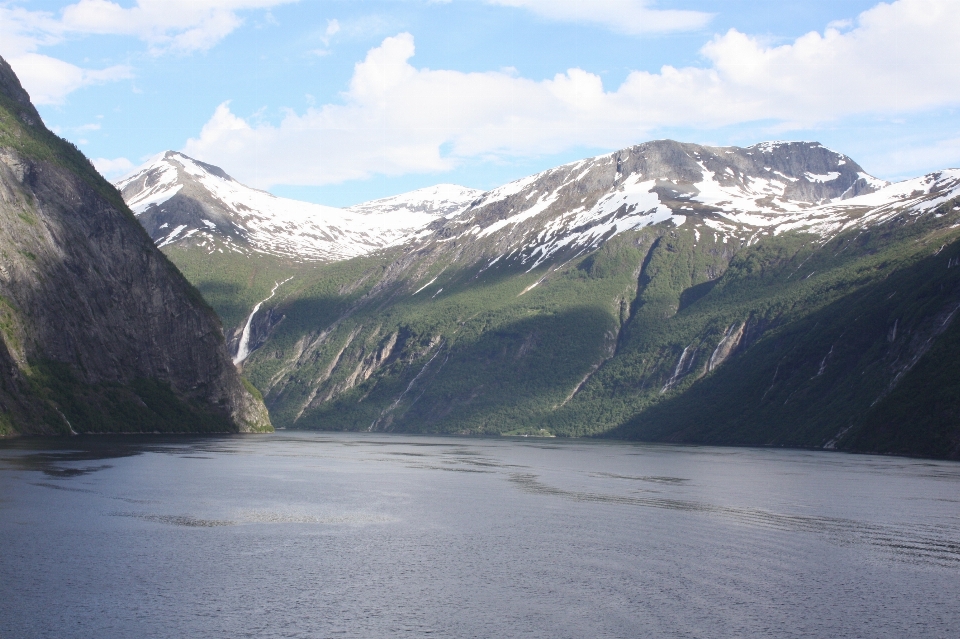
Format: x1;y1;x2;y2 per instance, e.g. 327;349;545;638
2;0;959;206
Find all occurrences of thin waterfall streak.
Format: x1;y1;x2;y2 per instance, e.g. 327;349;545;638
234;277;293;365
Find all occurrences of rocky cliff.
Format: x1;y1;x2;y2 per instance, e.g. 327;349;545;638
0;55;271;435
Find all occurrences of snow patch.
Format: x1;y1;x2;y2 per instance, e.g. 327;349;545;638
804;172;841;182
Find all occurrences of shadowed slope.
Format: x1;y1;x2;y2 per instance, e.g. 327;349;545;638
0;55;270;435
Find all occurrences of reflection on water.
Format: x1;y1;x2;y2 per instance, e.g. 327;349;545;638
110;512;235;527
1;433;959;639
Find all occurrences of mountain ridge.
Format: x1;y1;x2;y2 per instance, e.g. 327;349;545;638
118;134;960;459
0;55;271;436
116;152;481;261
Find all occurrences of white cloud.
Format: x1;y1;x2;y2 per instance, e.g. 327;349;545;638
188;33;679;186
0;1;295;105
92;156;134;178
1;1;297;56
0;7;61;55
870;137;960;178
322;18;341;45
308;17;341;54
680;0;960;126
7;53;132;105
59;0;297;53
486;0;713;34
182;0;960;188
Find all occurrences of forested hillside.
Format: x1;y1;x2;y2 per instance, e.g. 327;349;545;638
124;141;960;458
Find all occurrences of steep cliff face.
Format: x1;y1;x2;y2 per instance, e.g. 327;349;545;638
0;56;270;435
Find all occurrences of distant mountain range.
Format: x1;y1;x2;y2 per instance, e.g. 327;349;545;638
119;141;895;266
116;141;960;459
116;151;482;260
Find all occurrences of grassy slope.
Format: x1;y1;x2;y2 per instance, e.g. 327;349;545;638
291;258;627;434
160;184;960;457
201;225;733;434
848;314;960;458
0;81;126;213
163;240;307;330
601;207;960;456
261;255;626;431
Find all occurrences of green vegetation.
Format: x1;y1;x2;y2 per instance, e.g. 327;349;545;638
162;192;960;458
608;218;960;450
846;316;960;458
0;295;24;363
501;427;555;437
0;83;127;214
164;243;307;329
236;234;645;433
241;376;264;403
0;61;271;437
26;361;235;434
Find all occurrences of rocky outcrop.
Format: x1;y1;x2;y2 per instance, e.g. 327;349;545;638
0;55;270;435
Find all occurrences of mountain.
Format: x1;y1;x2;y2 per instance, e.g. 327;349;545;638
116;152;481;261
0;56;271;436
122;138;960;459
345;184;485;219
398;140;888;273
114;152;483;352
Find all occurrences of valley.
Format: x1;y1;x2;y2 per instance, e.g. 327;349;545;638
118;140;960;458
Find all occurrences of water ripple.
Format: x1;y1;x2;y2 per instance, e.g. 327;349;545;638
508;472;960;565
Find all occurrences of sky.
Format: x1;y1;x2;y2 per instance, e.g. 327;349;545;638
2;0;959;207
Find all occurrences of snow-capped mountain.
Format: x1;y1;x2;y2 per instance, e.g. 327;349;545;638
114;152;480;261
410;140;902;271
117;142;920;268
346;184;483;219
112;137;960;459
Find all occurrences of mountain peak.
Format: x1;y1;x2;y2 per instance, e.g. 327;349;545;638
115;152;479;260
117;151;238;202
156;151;238;182
400;138;900;274
117;139;894;267
0;56;42;128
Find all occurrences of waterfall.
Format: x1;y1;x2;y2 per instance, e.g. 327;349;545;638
233;277;292;365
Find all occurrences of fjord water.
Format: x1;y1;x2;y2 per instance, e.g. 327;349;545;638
1;434;958;639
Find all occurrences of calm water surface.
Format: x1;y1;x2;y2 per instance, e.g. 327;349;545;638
1;433;958;638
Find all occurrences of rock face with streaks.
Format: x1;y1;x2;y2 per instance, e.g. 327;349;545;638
0;55;270;435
